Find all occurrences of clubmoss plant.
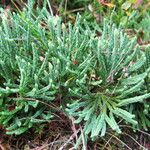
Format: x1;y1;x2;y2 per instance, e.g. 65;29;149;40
0;2;149;139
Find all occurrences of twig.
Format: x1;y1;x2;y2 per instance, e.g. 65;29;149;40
67;8;85;13
122;132;146;150
119;125;150;137
11;97;65;121
70;117;78;141
31;140;63;150
49;134;60;150
12;97;61;112
58;129;80;150
102;135;113;150
106;132;132;150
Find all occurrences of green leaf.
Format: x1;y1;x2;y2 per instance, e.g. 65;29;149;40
6;127;28;135
91;113;105;137
118;94;150;106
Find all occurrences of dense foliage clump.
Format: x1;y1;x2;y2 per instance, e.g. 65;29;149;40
0;2;150;147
